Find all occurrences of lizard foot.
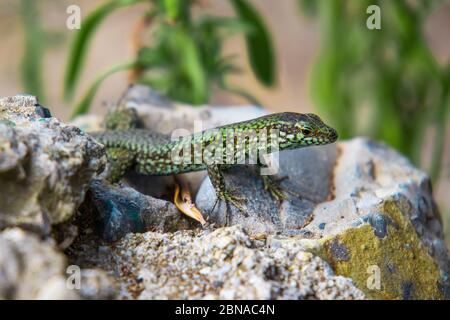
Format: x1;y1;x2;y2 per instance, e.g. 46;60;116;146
261;175;291;201
262;175;319;203
208;189;247;226
218;189;247;213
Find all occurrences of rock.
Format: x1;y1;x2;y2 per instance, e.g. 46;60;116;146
0;95;106;232
117;84;268;135
196;144;337;235
194;136;449;299
0;228;118;300
0;228;79;299
68;90;449;299
71;114;104;133
107;226;364;300
257;138;448;299
78;268;117;300
71;84;267;141
81;180;193;242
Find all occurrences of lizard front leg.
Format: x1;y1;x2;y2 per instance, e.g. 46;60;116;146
256;162;293;201
256;163;311;202
260;174;289;201
104;147;136;183
207;164;246;215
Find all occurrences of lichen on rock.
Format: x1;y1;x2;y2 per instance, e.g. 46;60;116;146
320;200;445;299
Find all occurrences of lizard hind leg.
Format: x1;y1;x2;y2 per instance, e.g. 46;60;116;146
104;148;136;183
206;165;247;225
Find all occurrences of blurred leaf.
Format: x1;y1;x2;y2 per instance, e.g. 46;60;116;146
197;16;253;36
44;30;67;48
429;65;450;182
299;0;450;183
66;0;271;110
154;0;192;23
163;0;180;20
71;60;136;119
169;29;208;104
138;71;174;93
64;0;142;101
20;0;46;102
230;0;276;86
137;46;162;66
137;27;208;104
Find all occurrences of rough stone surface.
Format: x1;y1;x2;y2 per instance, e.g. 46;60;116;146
265;138;449;299
106;226;365;300
196;145;337;235
194;138;449;299
0;95;106;232
82;180;193;242
0;228;78;299
78;268;117;300
0;227;118;300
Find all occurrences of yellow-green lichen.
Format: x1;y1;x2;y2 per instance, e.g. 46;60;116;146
318;200;443;299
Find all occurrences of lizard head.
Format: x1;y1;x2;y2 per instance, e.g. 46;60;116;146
275;112;338;149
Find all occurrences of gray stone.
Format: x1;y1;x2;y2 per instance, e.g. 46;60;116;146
107;226;364;300
0;228;79;299
0;95;106;232
0;228;118;300
196;144;336;235
191;134;449;299
78;268;117;300
118;84;268;135
83;180;193;242
67;92;449;299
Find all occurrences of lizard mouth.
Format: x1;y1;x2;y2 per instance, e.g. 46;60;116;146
328;128;338;142
314;128;338;145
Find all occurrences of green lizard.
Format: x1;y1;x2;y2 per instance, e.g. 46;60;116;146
90;110;338;212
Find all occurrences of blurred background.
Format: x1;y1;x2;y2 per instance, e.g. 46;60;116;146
0;0;449;244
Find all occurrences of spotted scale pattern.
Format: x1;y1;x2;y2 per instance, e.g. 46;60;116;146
91;112;338;181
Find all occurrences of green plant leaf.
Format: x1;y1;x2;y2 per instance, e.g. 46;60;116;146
173;29;208;104
64;0;142;101
230;0;275;86
163;0;180;20
71;60;136;119
20;0;46;102
140;27;208;105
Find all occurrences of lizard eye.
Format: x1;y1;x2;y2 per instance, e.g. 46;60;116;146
303;128;312;136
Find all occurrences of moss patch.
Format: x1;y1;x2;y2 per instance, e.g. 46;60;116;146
319;200;443;299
